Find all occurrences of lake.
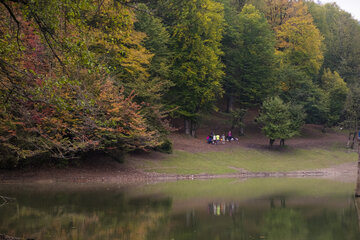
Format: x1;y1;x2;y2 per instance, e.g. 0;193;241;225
1;178;359;240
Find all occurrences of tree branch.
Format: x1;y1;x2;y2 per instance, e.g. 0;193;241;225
117;1;155;16
31;12;66;72
0;0;22;50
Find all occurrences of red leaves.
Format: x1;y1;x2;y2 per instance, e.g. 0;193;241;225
21;21;50;76
94;79;155;149
0;0;160;166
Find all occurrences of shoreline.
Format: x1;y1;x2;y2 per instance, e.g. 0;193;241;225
1;161;356;184
0;124;358;185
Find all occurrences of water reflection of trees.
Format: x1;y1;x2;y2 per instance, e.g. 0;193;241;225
204;198;360;240
263;201;308;240
1;186;360;240
355;155;360;233
0;190;172;240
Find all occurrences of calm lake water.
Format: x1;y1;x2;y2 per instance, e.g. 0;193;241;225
1;178;360;240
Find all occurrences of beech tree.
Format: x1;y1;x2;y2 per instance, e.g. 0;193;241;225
0;0;163;167
320;69;348;128
277;66;328;124
275;1;324;77
156;0;225;136
263;0;298;28
257;97;305;146
308;2;360;85
134;3;173;96
343;87;360;149
221;4;276;108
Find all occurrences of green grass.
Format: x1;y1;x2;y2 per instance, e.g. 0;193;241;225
137;147;357;175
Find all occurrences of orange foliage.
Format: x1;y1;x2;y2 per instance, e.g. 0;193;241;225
0;1;160;167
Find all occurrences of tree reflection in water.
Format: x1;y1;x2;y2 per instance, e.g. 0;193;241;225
0;188;172;240
204;197;360;240
0;181;360;240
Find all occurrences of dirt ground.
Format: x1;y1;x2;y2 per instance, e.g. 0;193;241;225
0;110;358;184
170;109;349;152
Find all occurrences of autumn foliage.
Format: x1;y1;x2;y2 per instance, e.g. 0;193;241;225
1;0;358;166
0;0;162;167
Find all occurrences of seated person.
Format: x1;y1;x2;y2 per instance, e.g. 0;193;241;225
207;135;212;144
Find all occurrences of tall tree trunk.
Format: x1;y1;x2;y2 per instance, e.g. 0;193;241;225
351;132;356;149
226;94;234;113
239;127;244;136
191;120;196;137
322;125;326;133
269;139;275;147
347;132;353;148
280;139;285;147
184;119;191;135
354;118;359;149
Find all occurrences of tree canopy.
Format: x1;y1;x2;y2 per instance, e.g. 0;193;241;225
0;0;359;165
257;96;305;146
221;3;276;106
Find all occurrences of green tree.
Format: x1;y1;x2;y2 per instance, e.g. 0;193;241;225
132;4;176;143
134;3;173;94
231;108;247;136
221;3;276;109
217;0;242;112
236;4;276;106
289;104;306;138
320;69;348;128
343;86;360;149
257;97;304;146
158;0;225;136
308;2;360;85
277;66;328;124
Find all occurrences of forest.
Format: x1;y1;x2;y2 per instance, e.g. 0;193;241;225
1;0;360;168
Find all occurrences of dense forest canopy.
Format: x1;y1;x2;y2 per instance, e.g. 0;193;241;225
0;0;359;166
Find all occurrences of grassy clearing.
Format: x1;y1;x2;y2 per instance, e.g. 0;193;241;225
137;147;357;175
135;178;356;201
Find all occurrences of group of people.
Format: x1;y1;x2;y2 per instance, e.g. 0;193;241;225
206;130;236;144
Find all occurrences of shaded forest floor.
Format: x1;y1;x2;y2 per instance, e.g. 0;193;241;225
171;109;349;152
0;110;358;184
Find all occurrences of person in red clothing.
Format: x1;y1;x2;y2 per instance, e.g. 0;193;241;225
227;130;232;141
